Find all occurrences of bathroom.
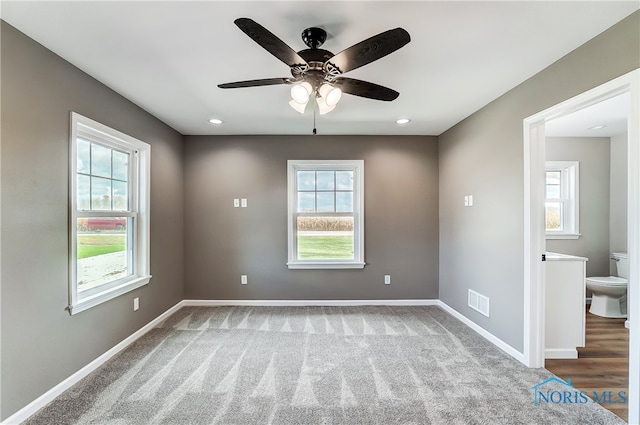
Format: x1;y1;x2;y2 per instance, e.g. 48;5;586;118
545;92;629;320
542;93;630;420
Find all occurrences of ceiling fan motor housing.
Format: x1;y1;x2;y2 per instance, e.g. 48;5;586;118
293;51;338;85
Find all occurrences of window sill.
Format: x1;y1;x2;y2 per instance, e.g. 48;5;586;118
287;262;366;270
69;275;151;315
546;233;581;240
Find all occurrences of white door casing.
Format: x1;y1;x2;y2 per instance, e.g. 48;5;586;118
523;69;639;424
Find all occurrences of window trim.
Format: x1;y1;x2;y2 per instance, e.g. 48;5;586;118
69;112;151;314
287;160;365;269
545;160;580;239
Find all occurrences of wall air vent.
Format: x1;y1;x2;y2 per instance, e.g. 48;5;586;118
468;289;490;317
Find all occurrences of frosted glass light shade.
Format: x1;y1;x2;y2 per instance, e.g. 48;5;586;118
291;82;313;104
316;97;336;115
319;84;342;106
289;99;307;114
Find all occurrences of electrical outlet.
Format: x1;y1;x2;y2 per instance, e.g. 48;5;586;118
384;275;391;285
241;198;248;208
133;297;139;311
241;275;248;285
233;198;240;208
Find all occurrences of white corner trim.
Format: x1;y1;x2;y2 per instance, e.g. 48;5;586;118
437;301;526;364
544;348;578;359
182;299;440;307
1;301;185;425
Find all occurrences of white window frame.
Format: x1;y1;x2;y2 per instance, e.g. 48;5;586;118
545;160;580;239
69;112;151;314
287;160;365;269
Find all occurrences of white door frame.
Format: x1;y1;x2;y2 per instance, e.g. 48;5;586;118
523;68;639;424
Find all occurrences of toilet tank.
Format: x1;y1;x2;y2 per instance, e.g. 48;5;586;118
613;252;629;279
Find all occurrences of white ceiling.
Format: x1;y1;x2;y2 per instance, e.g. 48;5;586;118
2;1;638;136
545;92;630;138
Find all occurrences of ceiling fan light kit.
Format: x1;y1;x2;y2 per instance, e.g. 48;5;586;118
288;82;342;115
218;18;410;120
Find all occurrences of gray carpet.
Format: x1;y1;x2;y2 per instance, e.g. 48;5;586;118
24;306;625;424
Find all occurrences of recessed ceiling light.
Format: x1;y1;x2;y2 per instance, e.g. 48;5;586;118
588;124;606;130
209;118;223;125
396;118;410;125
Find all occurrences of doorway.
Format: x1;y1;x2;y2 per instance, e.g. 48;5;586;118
523;69;639;424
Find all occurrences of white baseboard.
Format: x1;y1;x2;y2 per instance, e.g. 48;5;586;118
182;299;440;307
1;301;184;425
545;348;578;359
437;301;526;364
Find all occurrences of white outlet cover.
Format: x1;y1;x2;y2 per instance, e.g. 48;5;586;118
241;198;247;208
233;199;240;208
384;275;391;284
241;275;248;284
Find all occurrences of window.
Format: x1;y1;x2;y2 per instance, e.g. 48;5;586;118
69;112;151;314
287;160;365;269
545;161;579;239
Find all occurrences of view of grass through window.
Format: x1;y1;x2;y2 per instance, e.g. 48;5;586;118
297;235;353;259
77;234;126;259
76;218;129;290
297;216;354;259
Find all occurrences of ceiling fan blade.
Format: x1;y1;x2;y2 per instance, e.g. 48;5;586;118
234;18;308;68
327;28;410;74
218;78;292;89
332;77;399;101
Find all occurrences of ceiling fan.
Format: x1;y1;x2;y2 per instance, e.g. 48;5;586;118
218;18;411;115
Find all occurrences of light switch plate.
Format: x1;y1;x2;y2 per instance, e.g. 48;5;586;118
233;199;240;208
241;198;247;208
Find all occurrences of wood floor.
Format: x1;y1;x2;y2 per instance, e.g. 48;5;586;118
545;309;629;422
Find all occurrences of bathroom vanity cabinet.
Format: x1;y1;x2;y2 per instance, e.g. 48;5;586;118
545;252;588;359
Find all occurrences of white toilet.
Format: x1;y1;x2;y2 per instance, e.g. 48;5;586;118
586;252;628;318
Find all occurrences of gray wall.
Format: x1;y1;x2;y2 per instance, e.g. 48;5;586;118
438;11;639;352
184;135;439;300
1;22;184;419
610;132;628;273
546;137;610;276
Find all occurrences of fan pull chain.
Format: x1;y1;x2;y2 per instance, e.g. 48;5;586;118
313;95;317;135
